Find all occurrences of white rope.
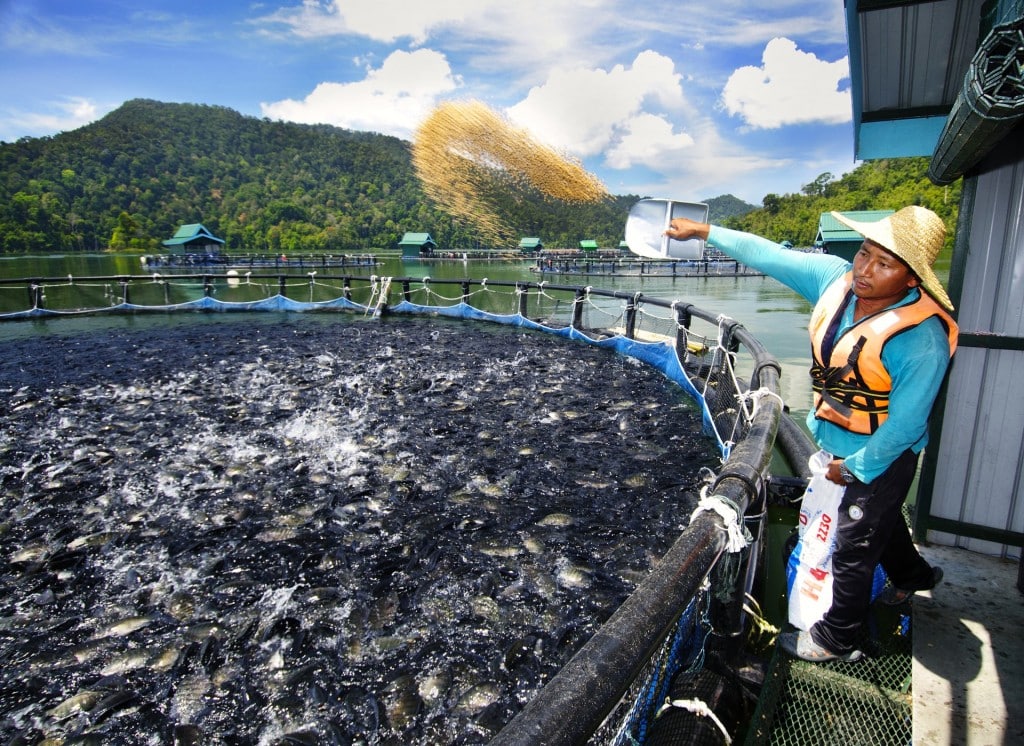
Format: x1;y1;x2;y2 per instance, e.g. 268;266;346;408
374;276;391;316
690;491;748;552
738;387;785;419
656;696;733;744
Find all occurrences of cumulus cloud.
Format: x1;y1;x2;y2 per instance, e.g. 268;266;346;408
605;113;695;169
2;97;104;140
260;48;460;138
506;51;691;158
721;37;850;129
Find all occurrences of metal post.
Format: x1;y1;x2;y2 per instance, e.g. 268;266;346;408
675;303;693;361
343;277;352;301
517;283;528;317
571;288;585;328
121;278;130;305
278;276;286;298
402;280;411;302
624;292;641;339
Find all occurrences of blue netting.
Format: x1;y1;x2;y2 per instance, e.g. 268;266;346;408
0;294;367;318
608;594;711;745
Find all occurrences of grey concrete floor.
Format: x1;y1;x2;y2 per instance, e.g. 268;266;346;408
912;545;1023;745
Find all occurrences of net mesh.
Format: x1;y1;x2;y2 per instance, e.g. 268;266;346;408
746;605;913;746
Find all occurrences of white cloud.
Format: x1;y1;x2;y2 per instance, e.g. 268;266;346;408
605;113;695;169
721;37;850;129
506;51;689;157
260;48;460;138
255;0;480;44
1;97;104;141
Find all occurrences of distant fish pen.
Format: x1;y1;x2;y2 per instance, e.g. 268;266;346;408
139;253;381;270
531;257;764;279
0;271;787;744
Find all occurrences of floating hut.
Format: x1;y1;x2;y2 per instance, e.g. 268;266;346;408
161;223;225;256
815;210;894;260
398;232;437;258
518;237;544;255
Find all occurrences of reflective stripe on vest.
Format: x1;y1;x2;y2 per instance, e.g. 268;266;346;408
808;272;958;434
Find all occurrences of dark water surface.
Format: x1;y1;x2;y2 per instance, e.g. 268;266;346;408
0;314;717;744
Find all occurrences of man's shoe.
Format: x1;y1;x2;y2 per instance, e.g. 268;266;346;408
779;631;863;662
877;565;944;606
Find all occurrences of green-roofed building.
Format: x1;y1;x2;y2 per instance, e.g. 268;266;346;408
579;239;599;252
518;237;544;254
815;210;894;261
162;223;225;255
398;232;437;258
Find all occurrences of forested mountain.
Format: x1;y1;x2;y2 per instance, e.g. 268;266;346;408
0;99;640;254
0;99;958;255
706;194;757;222
722;158;961;248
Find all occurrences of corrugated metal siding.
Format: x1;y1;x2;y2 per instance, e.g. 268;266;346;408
857;0;984;114
927;134;1024;557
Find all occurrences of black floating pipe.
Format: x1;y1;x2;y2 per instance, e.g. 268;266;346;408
489;512;728;746
929;15;1024;185
493;358;781;745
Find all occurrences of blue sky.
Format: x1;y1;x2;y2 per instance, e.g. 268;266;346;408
0;0;858;206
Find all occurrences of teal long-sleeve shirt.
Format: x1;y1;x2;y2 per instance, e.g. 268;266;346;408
707;226;953;483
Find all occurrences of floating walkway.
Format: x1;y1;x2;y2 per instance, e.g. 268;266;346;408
746;544;1022;745
532;257;764;278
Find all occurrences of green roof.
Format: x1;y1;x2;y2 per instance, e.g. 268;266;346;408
162;223;224;247
398;232;436;247
579;239;599;250
816;210;894;243
519;237;543;248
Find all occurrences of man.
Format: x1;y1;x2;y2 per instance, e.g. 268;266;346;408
666;206;957;662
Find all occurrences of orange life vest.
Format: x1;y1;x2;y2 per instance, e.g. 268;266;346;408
808;272;958;434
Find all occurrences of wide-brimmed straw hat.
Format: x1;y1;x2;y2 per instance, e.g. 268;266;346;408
830;206;954;311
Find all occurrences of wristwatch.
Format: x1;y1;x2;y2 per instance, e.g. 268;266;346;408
838;461;857;484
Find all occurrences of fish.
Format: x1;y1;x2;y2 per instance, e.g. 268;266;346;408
0;315;716;743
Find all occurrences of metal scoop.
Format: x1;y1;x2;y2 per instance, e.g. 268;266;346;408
624;198;709;259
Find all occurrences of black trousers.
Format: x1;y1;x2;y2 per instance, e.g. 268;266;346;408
810;448;936;654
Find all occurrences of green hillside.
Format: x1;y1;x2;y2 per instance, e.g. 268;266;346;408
722;160;961;249
0;99;638;254
0;99;959;255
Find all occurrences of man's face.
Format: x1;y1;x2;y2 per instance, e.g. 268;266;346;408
851;240;919;305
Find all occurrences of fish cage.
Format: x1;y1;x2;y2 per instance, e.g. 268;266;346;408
0;271;786;744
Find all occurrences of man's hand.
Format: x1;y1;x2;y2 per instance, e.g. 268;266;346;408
665;218;711;242
826;459;856;486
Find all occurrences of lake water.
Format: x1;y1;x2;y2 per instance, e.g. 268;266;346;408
0;252;817;421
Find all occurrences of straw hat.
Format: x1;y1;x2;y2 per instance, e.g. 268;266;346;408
830;206;954;311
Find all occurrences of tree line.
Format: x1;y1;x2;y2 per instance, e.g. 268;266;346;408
0;99;957;255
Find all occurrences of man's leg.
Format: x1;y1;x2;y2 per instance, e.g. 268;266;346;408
810;449;919;654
